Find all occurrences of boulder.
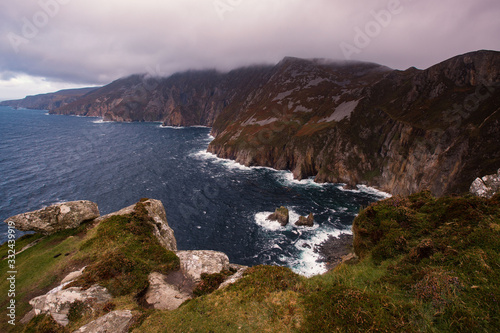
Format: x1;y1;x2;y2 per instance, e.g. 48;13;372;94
267;206;289;226
177;250;230;282
96;199;177;251
295;213;314;227
470;169;500;199
73;310;133;333
144;272;191;310
4;201;99;234
29;284;111;326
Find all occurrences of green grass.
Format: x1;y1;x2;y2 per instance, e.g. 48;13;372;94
3;193;499;332
135;192;500;332
0;202;180;333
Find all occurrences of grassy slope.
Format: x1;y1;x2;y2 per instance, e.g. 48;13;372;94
0;202;179;333
137;192;500;333
1;193;499;332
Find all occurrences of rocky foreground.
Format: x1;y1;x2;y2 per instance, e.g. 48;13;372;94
3;199;248;332
2;183;500;332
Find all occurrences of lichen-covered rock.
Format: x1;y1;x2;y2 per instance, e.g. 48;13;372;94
470;169;500;199
295;213;314;227
95;198;177;251
29;284;111;326
177;250;230;282
268;206;289;226
145;272;191;310
4;201;99;234
73;310;133;333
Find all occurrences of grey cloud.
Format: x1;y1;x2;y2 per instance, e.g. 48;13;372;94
0;0;499;88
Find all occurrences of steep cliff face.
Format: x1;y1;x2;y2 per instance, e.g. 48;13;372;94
12;50;499;196
0;87;98;110
51;66;273;126
208;51;500;196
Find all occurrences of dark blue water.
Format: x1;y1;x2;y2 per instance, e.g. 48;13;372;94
0;106;389;276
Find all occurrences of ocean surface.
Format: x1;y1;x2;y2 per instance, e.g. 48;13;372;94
0;106;389;276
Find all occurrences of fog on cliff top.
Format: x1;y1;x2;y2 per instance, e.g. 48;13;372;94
0;0;499;100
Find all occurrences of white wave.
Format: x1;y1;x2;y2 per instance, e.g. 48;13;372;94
92;118;113;124
190;150;252;171
276;171;326;187
337;184;391;198
159;125;186;129
254;211;283;231
291;227;352;277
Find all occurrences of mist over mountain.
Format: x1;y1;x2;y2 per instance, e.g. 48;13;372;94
4;50;500;196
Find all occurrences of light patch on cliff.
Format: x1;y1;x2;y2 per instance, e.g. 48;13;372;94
318;100;360;123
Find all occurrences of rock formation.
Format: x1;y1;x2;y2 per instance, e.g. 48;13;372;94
267;206;289;226
73;310;133;333
176;250;231;282
4;200;99;234
28;284;112;326
295;213;314;227
16;198;249;330
470;168;500;198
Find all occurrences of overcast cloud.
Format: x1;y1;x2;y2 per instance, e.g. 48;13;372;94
1;0;499;100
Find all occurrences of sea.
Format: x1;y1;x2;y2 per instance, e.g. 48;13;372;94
0;106;390;277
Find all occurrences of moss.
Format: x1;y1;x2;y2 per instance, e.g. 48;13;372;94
192;270;234;297
69;203;180;297
22;314;65;333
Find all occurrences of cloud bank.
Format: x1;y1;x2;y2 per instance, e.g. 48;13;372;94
1;0;499;100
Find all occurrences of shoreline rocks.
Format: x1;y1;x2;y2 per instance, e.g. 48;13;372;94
267;206;289;226
295;213;314;227
315;233;356;270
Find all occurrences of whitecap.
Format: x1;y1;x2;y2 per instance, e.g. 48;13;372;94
291;227;352;277
190;150;252;171
159;125;186;129
337;184;391;198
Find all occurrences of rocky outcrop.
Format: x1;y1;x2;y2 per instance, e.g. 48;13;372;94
470;168;500;198
144;272;192;310
73;310;133;333
268;206;289;226
4;201;99;234
176;250;231;282
28;284;111;326
96;198;177;251
295;213;314;227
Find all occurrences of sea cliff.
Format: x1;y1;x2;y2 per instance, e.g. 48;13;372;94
3;50;500;196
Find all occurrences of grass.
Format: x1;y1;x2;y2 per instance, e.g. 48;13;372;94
2;193;499;332
135;192;500;332
0;201;179;333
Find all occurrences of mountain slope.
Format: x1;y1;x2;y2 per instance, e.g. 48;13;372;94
208;50;500;196
0;87;99;110
29;50;500;196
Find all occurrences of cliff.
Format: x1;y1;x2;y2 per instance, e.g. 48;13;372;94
7;50;500;196
208;51;500;196
0;87;98;110
50;66;273;126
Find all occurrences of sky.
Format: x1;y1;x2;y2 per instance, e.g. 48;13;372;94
1;0;499;101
